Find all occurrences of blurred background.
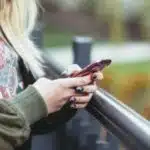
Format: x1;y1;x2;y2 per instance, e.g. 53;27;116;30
32;0;150;150
38;0;150;119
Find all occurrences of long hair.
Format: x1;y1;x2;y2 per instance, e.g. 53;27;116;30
0;0;45;78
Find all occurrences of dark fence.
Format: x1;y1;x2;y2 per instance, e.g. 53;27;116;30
31;25;150;150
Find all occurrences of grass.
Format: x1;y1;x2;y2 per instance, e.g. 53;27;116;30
106;61;150;76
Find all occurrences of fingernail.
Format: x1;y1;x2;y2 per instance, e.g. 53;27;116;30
92;74;97;81
97;73;104;80
69;97;76;102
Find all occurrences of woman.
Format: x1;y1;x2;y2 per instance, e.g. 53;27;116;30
0;0;103;149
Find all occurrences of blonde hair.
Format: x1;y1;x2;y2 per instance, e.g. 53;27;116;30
0;0;45;78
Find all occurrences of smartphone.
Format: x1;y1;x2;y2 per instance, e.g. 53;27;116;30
70;59;112;77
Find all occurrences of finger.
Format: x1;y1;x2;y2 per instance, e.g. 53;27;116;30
92;71;104;81
82;85;97;93
72;95;91;104
75;83;97;94
70;93;93;103
58;75;91;88
70;103;88;109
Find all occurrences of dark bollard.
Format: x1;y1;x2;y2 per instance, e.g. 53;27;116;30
72;36;92;68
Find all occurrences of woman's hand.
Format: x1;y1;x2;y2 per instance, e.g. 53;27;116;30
69;72;103;109
63;64;103;109
33;75;94;114
33;65;103;114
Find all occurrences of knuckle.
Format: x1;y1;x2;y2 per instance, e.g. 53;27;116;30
78;96;89;103
80;78;87;85
69;89;74;95
64;90;74;98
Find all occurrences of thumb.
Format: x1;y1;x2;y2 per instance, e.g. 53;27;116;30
62;64;81;76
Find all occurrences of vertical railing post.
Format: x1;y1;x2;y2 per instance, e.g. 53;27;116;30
72;37;92;68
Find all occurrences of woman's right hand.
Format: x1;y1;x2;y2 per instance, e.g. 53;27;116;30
33;76;94;114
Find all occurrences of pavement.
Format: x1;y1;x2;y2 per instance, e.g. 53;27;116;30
45;42;150;67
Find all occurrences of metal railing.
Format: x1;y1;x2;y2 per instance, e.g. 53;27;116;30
44;39;150;150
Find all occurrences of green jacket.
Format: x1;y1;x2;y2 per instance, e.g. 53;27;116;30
0;85;48;150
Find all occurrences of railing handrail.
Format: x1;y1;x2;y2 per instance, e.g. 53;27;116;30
46;57;150;150
87;89;150;150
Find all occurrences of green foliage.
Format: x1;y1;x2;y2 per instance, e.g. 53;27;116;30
43;26;75;47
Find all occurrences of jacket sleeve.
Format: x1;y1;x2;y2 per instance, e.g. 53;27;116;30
26;54;78;134
0;86;48;150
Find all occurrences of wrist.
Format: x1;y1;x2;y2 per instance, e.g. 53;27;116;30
12;85;48;125
33;78;52;113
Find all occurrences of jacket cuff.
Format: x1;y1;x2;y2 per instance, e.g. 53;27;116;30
12;85;48;125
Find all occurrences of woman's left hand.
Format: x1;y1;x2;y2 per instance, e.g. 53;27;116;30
64;64;103;109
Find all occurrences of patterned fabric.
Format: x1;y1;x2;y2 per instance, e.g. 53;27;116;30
0;38;23;99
